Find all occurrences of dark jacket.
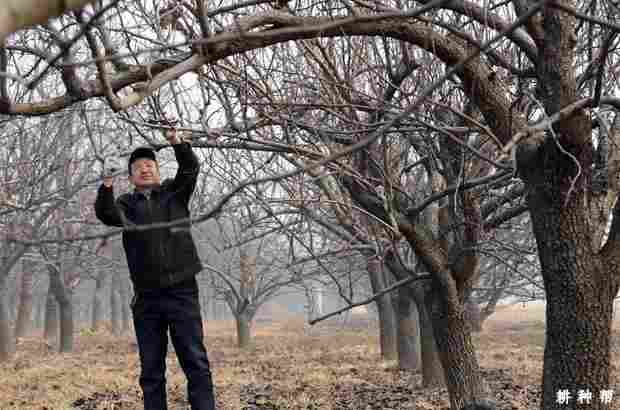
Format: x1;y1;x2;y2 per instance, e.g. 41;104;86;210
94;142;203;290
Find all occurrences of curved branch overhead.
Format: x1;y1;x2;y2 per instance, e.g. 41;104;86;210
414;0;538;61
3;11;526;147
3;2;620;408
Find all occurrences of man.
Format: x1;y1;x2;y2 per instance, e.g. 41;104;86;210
94;129;215;410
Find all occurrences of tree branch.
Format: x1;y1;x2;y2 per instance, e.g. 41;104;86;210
308;272;431;325
0;0;94;42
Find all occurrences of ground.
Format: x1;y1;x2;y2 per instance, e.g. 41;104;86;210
1;302;619;409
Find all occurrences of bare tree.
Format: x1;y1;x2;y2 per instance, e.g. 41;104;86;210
0;114;89;357
199;210;304;348
14;255;37;338
1;1;620;409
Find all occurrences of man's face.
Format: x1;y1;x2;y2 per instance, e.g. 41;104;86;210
164;129;176;141
129;158;161;189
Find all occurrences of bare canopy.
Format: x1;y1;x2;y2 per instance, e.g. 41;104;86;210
0;0;93;42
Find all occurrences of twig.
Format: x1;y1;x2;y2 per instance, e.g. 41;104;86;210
593;32;618;108
498;97;593;160
26;1;120;90
406;170;512;217
308;273;431;325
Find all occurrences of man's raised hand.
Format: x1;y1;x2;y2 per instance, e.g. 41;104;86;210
103;156;121;187
165;128;182;145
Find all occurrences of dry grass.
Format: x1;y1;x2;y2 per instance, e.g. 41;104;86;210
1;303;619;409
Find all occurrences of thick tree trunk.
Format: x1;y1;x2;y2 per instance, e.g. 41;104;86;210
411;282;445;387
527;161;618;410
15;258;34;338
43;291;58;343
395;287;420;370
92;274;105;332
426;281;486;410
48;269;73;352
383;250;445;385
367;255;398;360
376;297;398;361
236;311;252;349
533;223;614;410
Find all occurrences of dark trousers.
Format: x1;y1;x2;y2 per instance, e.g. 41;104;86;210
131;283;215;410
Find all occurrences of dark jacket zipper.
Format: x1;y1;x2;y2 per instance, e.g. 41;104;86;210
146;196;163;272
151;193;168;278
160;204;173;286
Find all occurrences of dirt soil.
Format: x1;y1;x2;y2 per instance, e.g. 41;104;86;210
1;302;619;409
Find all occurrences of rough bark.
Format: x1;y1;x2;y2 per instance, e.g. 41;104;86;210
15;258;34;338
401;219;487;408
509;0;620;406
522;140;618;410
426;280;486;410
403;196;487;408
532;206;614;410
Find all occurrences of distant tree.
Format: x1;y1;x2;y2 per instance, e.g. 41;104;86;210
1;1;619;409
14;256;36;338
199;215;303;348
